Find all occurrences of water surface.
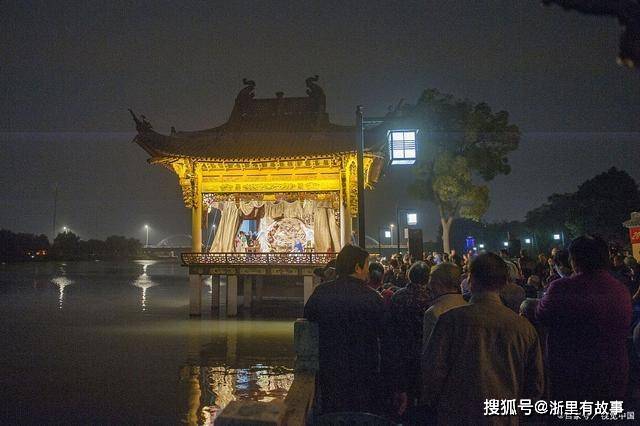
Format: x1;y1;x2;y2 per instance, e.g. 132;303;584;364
0;260;296;424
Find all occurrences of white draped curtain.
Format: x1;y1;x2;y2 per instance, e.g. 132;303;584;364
208;199;340;253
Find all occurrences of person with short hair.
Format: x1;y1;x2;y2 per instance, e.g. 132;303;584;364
536;235;632;401
383;261;431;417
421;253;544;423
304;244;384;414
422;262;465;345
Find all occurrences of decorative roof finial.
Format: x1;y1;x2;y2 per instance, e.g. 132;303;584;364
128;109;153;133
235;78;257;116
305;75;326;112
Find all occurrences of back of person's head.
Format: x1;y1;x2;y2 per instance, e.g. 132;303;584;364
553;249;571;269
469;252;509;292
625;256;638;269
389;258;399;269
527;274;541;289
408;261;430;285
335;244;369;277
368;262;384;285
569;235;609;273
499;249;509;258
519;298;539;321
429;262;462;292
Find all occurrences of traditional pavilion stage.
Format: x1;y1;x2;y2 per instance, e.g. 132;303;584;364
131;76;389;316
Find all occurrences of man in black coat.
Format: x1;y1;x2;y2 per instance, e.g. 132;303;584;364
304;244;384;414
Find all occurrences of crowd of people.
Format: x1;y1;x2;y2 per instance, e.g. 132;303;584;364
304;236;640;424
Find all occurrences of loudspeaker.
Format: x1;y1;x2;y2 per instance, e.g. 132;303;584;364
408;228;424;261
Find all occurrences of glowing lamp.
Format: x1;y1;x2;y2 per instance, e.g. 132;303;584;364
384;230;391;238
503;241;509;247
406;212;418;225
553;234;561;240
525;238;531;244
388;130;418;165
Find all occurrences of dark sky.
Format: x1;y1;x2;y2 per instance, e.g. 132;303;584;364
2;0;639;243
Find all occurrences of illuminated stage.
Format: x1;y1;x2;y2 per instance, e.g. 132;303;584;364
132;77;387;316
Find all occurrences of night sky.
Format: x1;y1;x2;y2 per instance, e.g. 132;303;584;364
2;0;639;243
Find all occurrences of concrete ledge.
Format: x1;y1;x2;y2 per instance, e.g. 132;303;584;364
215;400;286;426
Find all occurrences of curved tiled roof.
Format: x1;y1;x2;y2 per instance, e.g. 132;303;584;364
131;79;386;161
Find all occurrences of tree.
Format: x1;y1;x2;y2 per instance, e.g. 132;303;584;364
566;167;640;243
407;89;520;253
51;232;81;259
542;0;640;68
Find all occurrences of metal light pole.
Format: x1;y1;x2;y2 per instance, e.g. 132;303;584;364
145;225;149;247
356;106;366;248
395;208;401;253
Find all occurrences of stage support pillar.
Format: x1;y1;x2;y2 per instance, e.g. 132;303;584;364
211;275;220;311
189;274;203;316
227;275;238;317
243;276;252;310
340;191;352;248
255;275;264;303
303;275;314;305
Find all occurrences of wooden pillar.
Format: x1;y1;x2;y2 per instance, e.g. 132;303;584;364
189;274;202;316
188;166;203;318
303;275;314;305
227;275;238;317
340;190;352;248
211;275;220;312
242;276;252;310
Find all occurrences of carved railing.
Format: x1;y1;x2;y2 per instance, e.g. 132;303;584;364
181;252;336;267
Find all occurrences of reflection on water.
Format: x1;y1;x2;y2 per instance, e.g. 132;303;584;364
131;260;159;311
179;320;295;425
51;264;73;310
0;261;297;425
182;365;294;425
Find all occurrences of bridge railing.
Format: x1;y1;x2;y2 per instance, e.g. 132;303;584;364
181;252;336;267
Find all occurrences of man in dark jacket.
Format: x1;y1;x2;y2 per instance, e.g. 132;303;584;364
536;236;632;401
304;244;384;414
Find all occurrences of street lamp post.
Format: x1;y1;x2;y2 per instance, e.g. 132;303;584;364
355;106;418;249
356;106;366;248
144;225;149;248
395;207;417;254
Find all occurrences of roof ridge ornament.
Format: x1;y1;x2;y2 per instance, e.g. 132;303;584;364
234;78;256;117
128;109;153;133
305;75;326;112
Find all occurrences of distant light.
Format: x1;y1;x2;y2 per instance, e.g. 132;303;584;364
144;224;149;229
503;241;509;247
525;238;531;244
553;234;561;240
389;130;418;165
406;212;418;226
62;226;68;233
384;230;391;238
478;244;485;249
390;223;395;228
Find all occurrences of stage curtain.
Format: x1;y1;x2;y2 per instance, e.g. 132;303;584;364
209;199;340;252
210;202;242;252
313;203;340;252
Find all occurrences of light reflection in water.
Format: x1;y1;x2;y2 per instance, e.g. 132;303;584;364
51;270;73;310
182;364;294;425
131;273;159;312
179;320;295;425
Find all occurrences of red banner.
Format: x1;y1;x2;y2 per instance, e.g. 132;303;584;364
629;227;640;244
